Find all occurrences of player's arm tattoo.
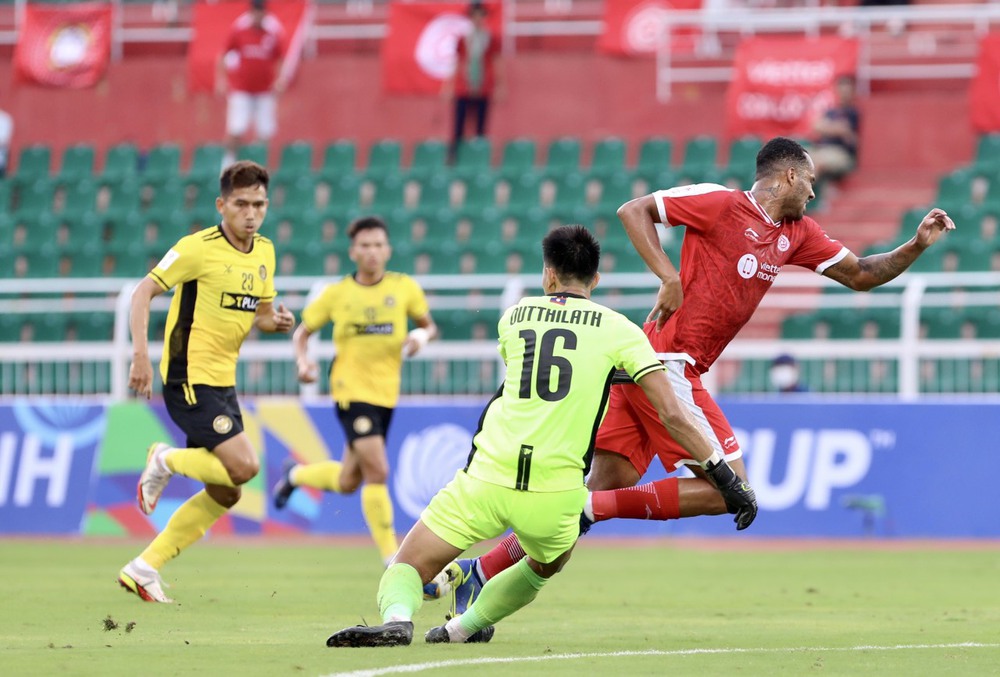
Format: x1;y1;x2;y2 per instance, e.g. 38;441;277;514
825;243;924;291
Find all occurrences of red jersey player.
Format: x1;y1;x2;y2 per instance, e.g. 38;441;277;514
216;0;287;169
444;137;955;642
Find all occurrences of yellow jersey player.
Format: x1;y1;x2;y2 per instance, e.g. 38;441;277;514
118;161;295;603
272;216;438;568
325;225;757;647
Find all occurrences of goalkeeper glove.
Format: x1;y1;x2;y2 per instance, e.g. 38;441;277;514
704;458;758;531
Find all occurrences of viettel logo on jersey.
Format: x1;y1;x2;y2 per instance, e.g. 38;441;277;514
414;13;471;80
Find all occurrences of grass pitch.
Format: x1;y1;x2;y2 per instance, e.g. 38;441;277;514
1;538;998;676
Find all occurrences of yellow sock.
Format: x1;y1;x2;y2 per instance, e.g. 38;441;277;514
140;490;228;570
291;460;343;493
165;447;235;487
361;484;398;563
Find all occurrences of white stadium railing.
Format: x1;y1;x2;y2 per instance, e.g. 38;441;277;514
2;271;1000;400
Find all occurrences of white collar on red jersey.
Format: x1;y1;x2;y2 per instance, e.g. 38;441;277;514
744;191;782;227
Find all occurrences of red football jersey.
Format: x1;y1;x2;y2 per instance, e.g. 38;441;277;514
648;184;847;373
224;13;286;94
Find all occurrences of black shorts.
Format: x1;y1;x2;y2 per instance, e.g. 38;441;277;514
336;401;394;445
163;383;244;450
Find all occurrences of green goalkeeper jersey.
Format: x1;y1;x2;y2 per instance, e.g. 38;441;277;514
465;293;665;492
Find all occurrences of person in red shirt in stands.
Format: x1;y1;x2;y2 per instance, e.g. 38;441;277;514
216;0;288;170
442;1;504;164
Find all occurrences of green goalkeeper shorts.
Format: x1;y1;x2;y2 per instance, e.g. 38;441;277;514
421;470;588;565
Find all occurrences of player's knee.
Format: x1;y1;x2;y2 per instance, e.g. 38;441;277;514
207;484;241;508
227;456;259;485
338;476;361;494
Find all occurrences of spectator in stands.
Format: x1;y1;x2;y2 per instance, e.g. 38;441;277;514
769;353;808;393
216;0;288;170
810;74;861;191
442;1;504;164
0;106;12;178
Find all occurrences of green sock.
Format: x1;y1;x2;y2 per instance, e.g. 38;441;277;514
460;558;547;634
377;563;423;623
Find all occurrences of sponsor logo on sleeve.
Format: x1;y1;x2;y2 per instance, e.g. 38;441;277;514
157;249;180;271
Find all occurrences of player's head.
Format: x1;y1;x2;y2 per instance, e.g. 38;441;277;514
216;161;270;244
541;225;601;294
754;137;815;220
348;216;391;276
250;0;266;25
468;1;488;24
835;73;856;104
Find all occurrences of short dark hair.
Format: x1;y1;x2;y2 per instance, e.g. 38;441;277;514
220;161;269;197
755;137;810;181
542;225;600;284
469;1;488;15
348;216;389;241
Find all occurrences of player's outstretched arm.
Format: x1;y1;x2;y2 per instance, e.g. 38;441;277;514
291;323;319;383
617;195;682;329
128;277;165;400
403;313;438;357
824;208;956;292
636;369;758;530
254;301;295;333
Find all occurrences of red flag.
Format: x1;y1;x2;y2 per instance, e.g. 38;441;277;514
14;3;112;88
381;1;503;95
725;36;858;139
597;0;702;57
187;0;310;93
970;34;1000;133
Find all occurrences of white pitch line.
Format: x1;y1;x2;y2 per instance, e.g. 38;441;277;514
321;642;1000;677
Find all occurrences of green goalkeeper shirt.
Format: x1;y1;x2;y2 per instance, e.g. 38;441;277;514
465;293;665;492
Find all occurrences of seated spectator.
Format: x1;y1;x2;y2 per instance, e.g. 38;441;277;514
811;74;860;188
770;353;808;393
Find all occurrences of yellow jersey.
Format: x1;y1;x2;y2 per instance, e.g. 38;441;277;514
301;272;429;408
149;225;277;387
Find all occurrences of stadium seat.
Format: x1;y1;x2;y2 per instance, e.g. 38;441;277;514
588;137;626;179
725;135;762;183
272;174;316;211
973;133;1000;175
24;245;61;278
921;307;965;339
972;307;1000;338
277;141;313;178
416;174;451;211
0;179;10;213
462;173;497;211
236;143;268;167
57;144;95;183
100;177;143;221
144;180;186;219
101;143;140;183
319;140;357;180
322;173;362;212
498;138;536;180
635;137;674;183
369;173;405;212
543;137;582;178
142;144;182;183
188;143;226;183
12;178;54;220
409;139;448;179
67;241;106;277
781;312;819;339
597;172;634;217
365;139;403;179
506;171;543;210
935;168;975;207
57;178;98;214
453;138;492;180
679;136;719;183
551;171;587;211
14;145;52;184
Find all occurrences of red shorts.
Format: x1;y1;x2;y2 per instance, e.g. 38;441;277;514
595;361;742;476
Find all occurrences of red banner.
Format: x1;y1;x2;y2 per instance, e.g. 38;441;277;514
971;34;1000;133
724;36;858;140
187;0;310;93
381;1;503;95
14;3;112;88
597;0;702;57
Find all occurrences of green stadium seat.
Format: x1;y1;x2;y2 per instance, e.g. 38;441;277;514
145;180;186;221
725;136;762;184
453;138;492;180
0;315;21;341
973;133;1000;175
597;173;634;217
588;137;626;179
277;141;313;178
369;173;405;213
323;173;362;212
101;143;140;183
24;244;61;278
319;140;357;180
14;145;52;183
409;139;448;179
31;315;68;342
57;178;98;214
57;144;95;183
506;171;543;210
416;174;451;211
0;179;10;213
498;138;536;180
972;308;1000;338
635;137;674;183
462;173;496;211
543;137;582;178
935;168;975;206
818;309;864;339
143;144;182;183
188;143;225;183
365;139;403;179
13;178;55;220
921;307;964;339
679;136;719;183
100;177;143;220
67;241;106;277
236;143;268;167
272;174;316;211
552;171;587;211
781;312;819;339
